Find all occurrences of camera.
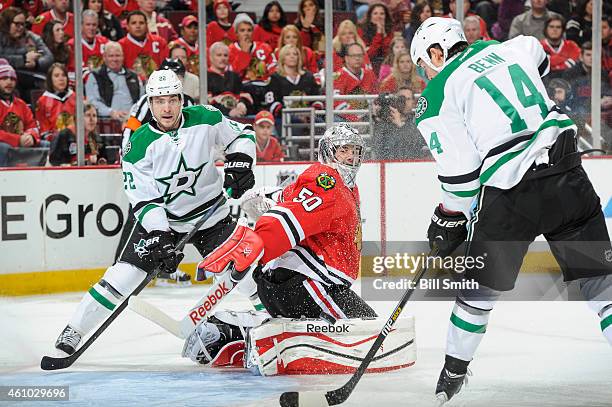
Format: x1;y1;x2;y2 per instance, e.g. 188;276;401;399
375;93;407;122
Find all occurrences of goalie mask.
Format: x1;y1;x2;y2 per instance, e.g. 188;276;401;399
318;124;365;188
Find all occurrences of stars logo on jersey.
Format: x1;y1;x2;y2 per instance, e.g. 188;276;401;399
227;119;242;134
133;239;150;258
415;96;428;119
156;154;206;204
316;173;336;190
606;249;612;263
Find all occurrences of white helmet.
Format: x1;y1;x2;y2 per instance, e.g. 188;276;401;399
146;69;183;100
318;123;365;188
410;17;467;72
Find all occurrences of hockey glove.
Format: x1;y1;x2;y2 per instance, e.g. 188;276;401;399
146;230;184;272
427;204;468;257
240;186;283;221
223;152;255;199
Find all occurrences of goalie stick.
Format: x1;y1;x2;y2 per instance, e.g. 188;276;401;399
40;193;229;371
279;246;439;407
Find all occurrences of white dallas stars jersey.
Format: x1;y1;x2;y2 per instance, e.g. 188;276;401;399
122;104;256;233
415;36;576;217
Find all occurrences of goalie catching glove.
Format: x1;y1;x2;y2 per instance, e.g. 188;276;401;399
223;152;255;199
196;221;264;281
427;204;468;257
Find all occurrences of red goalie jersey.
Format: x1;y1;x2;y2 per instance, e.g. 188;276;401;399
255;163;361;286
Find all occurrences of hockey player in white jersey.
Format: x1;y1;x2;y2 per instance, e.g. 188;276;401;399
53;69;256;355
411;17;612;404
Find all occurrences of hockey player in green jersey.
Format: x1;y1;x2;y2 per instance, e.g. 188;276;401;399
53;69;257;355
411;17;612;405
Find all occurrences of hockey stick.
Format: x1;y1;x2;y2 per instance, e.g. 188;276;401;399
40;193;229;371
128;242;261;339
279;246;439;407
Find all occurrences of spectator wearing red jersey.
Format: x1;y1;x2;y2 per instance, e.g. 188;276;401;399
254;110;284;162
332;20;371;72
84;0;124;41
170;15;199;75
334;42;378;121
601;15;612;74
253;1;286;50
276;24;318;74
104;0;138;19
359;3;395;74
295;0;324;52
207;0;236;47
229;13;276;109
378;36;407;82
67;10;109;73
540;16;581;76
41;20;70;66
118;10;169;80
0;61;40;167
379;50;425;94
135;0;178;41
35;63;76;142
31;0;74;39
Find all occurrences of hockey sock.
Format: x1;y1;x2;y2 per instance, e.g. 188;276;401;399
598;304;612;345
68;279;123;335
580;275;612;346
446;298;493;362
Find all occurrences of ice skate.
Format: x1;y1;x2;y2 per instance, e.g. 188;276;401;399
156;269;192;287
54;325;82;355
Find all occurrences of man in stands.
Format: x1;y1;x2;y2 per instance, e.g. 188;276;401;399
31;0;74;38
0;61;40;167
509;0;561;40
208;41;252;118
68;10;109;73
540;16;580;78
229;13;276;110
135;0;177;41
119;10;169;80
254;111;284;162
85;41;144;122
170;15;199;75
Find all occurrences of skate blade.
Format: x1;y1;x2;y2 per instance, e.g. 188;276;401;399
155;279;192;287
435;393;449;406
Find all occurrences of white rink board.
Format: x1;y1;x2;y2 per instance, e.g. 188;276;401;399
0;160;610;275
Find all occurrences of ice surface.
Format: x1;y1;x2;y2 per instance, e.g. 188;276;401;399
1;284;610;407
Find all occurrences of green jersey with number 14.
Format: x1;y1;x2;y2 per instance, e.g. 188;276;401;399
415;36;576;217
121;104;256;233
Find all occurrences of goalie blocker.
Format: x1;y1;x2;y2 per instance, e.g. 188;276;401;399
182;310;416;375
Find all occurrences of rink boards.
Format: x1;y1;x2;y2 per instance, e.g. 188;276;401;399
0;159;611;295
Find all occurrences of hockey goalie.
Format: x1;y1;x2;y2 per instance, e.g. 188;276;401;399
180;124;417;375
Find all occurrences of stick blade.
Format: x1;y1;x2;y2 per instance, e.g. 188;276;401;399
128;296;185;339
279;391;329;407
40;355;73;371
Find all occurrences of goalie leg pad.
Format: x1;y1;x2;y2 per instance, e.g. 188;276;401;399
246;317;417;376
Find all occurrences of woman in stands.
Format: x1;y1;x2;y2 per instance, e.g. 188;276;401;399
295;0;324;52
253;1;287;50
378;36;408;82
402;0;432;45
84;0;124;41
35;63;76;142
41;20;70;66
276;24;318;74
207;0;237;47
332;19;371;72
359;3;395;74
379;50;425;94
265;44;321;135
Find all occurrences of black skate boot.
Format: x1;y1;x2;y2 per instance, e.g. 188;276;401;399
55;325;82;355
156;269;192;287
435;355;471;405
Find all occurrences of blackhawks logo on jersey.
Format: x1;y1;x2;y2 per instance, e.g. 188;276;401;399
316;173;336;190
415;96;428;119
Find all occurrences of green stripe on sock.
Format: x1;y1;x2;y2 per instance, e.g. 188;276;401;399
601;314;612;331
88;287;116;311
254;303;266;311
450;313;487;333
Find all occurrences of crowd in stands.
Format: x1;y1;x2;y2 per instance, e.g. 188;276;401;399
0;0;611;167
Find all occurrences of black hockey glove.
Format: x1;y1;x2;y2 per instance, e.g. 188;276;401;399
146;230;184;272
223;152;255;199
427;204;468;257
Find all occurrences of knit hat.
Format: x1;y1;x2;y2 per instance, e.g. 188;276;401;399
0;59;17;80
233;13;254;31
